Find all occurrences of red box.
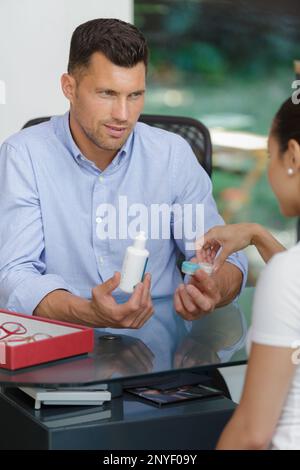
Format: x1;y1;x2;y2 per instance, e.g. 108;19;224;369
0;309;94;370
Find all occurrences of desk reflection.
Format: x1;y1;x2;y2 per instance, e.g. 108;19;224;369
0;295;247;386
95;335;155;377
174;301;247;368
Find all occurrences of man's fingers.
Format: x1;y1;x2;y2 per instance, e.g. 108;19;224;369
174;286;199;320
97;272;121;295
191;268;211;287
185;284;213;312
114;283;144;321
115;281;153;328
91;273;154;329
132;304;154;329
128;282;144;310
174;289;185;314
141;273;151;307
130;275;154;328
178;284;197;313
142;272;151;288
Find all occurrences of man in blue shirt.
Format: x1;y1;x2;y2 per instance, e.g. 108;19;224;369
0;19;247;328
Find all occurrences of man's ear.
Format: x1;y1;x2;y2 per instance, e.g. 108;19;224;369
286;139;300;173
61;73;76;103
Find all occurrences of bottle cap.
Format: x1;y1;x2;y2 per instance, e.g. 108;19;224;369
133;231;147;250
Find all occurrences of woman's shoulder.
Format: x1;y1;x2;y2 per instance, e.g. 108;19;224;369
251;242;300;346
255;243;300;308
265;243;300;279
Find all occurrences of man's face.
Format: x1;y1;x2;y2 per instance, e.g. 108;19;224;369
65;52;146;153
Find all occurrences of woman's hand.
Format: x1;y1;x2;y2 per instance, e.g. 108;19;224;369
197;223;286;270
196;223;258;272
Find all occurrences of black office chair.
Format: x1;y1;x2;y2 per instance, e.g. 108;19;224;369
22;114;212;177
138;114;212;177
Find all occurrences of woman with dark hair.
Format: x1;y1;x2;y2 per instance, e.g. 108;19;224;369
198;97;300;449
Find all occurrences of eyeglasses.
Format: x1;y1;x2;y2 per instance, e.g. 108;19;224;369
4;333;52;344
0;322;52;344
0;322;27;340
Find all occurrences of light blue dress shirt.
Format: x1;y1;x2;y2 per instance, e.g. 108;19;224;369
0;112;247;314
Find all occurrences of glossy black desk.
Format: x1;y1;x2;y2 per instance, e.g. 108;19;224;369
0;290;251;450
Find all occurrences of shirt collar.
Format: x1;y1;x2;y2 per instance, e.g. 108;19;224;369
54;111;134;172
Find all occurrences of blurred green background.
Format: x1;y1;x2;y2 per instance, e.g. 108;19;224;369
135;0;300;285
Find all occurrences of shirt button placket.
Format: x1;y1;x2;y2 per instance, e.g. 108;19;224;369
96;175;107;274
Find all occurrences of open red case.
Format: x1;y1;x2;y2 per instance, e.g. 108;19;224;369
0;309;94;370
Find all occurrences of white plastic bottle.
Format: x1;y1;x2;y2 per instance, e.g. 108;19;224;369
119;231;149;294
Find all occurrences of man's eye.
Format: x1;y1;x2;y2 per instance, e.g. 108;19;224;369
98;91;114;97
129;92;142;100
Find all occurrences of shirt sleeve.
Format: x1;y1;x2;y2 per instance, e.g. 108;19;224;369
250;248;300;347
0;142;79;314
170;135;248;288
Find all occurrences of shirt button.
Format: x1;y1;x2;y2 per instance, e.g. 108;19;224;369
99;257;104;265
99;176;104;183
96;217;102;224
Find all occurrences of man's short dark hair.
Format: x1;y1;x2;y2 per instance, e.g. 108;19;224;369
68;18;148;77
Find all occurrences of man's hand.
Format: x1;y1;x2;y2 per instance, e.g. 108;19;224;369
90;272;154;328
34;272;154;329
174;268;221;321
174;257;243;320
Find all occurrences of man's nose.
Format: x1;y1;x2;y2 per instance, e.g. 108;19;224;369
111;98;129;123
